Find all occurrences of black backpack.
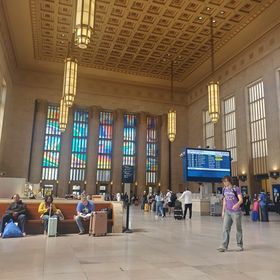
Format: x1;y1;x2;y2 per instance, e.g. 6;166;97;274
171;192;177;203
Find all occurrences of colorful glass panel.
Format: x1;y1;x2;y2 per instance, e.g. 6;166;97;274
146;116;160;185
42;105;61;180
96;112;114;182
122;114;137;176
70;109;89;181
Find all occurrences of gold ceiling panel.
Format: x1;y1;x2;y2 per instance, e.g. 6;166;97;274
30;0;276;80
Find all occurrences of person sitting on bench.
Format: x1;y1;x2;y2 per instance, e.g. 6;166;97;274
0;194;27;237
38;195;61;234
75;195;95;235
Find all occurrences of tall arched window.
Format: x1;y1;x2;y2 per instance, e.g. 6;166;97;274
122;114;137;182
41;105;61;181
70;109;89;182
96;111;114;182
146;116;160;185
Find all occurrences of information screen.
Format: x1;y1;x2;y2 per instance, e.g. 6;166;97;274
184;148;231;182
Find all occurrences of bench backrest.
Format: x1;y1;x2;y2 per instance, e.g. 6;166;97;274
0;201;113;220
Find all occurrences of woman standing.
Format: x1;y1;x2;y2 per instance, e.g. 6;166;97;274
155;191;164;217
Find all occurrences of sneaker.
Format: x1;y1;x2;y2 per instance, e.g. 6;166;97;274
0;232;2;237
78;231;85;235
217;247;226;252
237;246;244;251
22;232;26;237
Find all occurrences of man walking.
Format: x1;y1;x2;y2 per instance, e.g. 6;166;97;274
179;187;192;219
218;176;243;252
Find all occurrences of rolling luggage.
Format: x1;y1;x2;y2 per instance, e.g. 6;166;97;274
47;204;57;237
174;200;183;220
47;217;57;237
144;203;150;212
89;211;107;237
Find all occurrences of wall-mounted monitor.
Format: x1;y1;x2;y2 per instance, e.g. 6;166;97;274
183;148;231;182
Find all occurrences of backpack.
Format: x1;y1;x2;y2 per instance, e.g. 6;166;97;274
171;192;177;203
2;219;23;238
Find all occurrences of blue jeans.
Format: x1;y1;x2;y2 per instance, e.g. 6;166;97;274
260;205;269;221
75;215;90;232
221;211;243;249
156;201;163;216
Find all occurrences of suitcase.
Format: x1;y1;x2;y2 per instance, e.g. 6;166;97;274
89;211;107;237
174;207;183;220
47;217;58;237
144;203;150;212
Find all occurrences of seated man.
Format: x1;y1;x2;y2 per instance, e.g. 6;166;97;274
0;194;27;237
75;195;95;235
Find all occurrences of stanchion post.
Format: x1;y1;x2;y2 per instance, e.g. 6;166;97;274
123;202;133;233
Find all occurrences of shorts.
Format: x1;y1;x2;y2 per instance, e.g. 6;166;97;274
168;202;174;207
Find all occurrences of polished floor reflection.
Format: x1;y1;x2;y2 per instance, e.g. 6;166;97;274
0;208;280;280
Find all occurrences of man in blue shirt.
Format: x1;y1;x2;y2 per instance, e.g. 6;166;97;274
75;195;95;234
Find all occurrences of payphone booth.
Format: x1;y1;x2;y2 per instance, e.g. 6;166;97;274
40;181;58;197
68;182;86;196
272;184;280;203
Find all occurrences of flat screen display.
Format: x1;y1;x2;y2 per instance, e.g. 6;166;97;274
184;148;231;182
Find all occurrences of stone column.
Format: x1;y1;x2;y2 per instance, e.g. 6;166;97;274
136;112;147;196
160;113;169;193
112;109;124;194
29;99;48;183
58;107;74;197
86;106;100;194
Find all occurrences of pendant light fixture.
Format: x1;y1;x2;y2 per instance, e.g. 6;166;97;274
208;17;220;124
74;0;96;49
167;60;176;142
59;98;69;132
63;57;78;108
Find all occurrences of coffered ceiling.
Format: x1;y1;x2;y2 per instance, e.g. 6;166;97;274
1;0;280;88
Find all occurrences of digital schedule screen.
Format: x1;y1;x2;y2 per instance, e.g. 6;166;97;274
184;148;231;182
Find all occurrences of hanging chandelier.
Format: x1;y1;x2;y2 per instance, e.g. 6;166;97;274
63;57;78;108
75;0;96;49
59;98;69;132
208;17;220;124
167;60;176;142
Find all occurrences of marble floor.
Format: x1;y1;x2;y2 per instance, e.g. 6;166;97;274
1;208;280;280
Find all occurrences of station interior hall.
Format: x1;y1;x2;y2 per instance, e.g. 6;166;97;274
0;0;280;280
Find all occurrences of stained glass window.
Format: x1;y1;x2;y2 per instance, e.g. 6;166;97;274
146;116;160;185
122;114;137;180
42;105;61;180
97;111;114;182
70;109;89;181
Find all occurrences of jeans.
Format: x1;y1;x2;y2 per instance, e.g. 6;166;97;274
183;203;192;219
221;211;243;249
0;214;26;233
260;205;269;221
75;215;90;232
156;201;163;216
42;215;58;232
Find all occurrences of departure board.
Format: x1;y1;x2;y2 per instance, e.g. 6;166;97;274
183;148;231;182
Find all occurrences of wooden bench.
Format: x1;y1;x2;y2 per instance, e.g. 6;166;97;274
0;200;113;234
